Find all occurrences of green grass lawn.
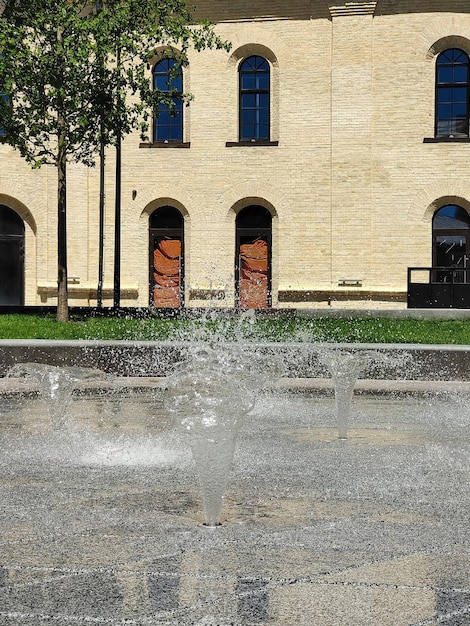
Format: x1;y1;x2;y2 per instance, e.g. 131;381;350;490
0;312;469;344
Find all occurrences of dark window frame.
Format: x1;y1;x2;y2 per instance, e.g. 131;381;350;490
435;48;470;138
149;206;184;308
432;204;470;283
239;55;270;142
235;205;272;308
152;58;184;144
0;205;24;305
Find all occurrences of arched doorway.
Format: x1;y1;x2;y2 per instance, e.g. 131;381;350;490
432;204;470;282
149;206;184;308
0;205;24;305
236;205;272;308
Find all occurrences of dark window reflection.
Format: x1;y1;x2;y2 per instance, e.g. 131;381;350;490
436;48;470;137
148;556;181;612
433;204;470;283
239;56;270;141
237;578;269;622
153;59;183;142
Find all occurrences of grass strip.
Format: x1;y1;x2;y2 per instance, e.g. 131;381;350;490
0;313;468;344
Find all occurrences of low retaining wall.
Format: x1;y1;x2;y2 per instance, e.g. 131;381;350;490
0;340;468;381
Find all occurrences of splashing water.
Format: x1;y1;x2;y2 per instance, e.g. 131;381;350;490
6;363;110;430
164;344;283;526
319;348;411;439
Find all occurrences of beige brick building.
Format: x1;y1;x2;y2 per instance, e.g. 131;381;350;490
1;0;470;310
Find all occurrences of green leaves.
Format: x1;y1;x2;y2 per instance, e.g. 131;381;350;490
0;0;230;319
0;0;230;166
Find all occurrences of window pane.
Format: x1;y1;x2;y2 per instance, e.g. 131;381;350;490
240;57;256;72
241;74;256;91
438;103;452;119
453;65;469;83
153;59;183;142
256;74;269;90
241;93;256;109
453;86;467;103
435;205;470;228
436;49;470;138
170;77;182;92
453;103;467;117
438;66;453;84
169;107;181;120
169;125;182;141
240;127;255;141
155;126;168;141
437;120;451;136
242;110;256;125
454;118;468;135
452;49;469;63
438;87;453;102
254;57;269;71
172;97;183;113
155;75;170;90
239;55;270;141
157;108;170;125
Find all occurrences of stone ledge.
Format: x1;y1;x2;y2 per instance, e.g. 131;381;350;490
37;284;139;298
278;290;407;303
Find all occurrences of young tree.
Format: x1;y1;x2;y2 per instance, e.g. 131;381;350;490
0;0;229;321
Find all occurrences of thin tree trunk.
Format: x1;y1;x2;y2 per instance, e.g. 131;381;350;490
57;138;68;322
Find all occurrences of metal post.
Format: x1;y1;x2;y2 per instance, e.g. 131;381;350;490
113;130;121;309
97;136;105;307
113;43;121;310
95;0;105;308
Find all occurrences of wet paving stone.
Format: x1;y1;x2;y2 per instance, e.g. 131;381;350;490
1;390;470;624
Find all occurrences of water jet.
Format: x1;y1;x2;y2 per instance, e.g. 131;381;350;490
1;337;470;623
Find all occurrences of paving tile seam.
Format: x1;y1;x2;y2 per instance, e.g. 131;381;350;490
411;605;470;625
0;611;162;625
6;581;466;626
0;572;85;590
308;578;470;594
4;564;470;597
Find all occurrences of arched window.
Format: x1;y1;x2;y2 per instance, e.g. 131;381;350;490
236;205;272;308
433;204;470;282
239;56;270;142
153;59;183;143
149;206;184;308
0;205;24;305
436;48;470;138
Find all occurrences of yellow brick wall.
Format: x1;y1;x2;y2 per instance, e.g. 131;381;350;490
1;0;470;309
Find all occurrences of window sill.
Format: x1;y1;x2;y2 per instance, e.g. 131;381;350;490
423;137;470;143
226;140;279;147
139;141;190;148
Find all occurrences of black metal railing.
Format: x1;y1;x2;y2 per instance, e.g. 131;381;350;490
408;266;470;308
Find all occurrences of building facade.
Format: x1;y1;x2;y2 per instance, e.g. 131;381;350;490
1;0;470;310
